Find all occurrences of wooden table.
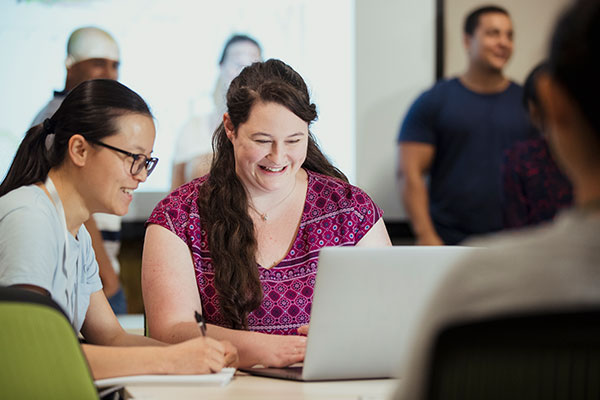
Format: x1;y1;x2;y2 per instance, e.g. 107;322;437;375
119;316;400;399
124;371;398;400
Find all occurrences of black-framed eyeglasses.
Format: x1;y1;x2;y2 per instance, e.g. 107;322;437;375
89;140;158;177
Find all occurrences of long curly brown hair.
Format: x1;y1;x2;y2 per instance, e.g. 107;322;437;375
198;59;347;329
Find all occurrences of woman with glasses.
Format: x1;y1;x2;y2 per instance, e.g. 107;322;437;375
143;59;392;368
0;79;237;379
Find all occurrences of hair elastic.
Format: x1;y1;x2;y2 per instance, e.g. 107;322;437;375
43;118;54;135
43;119;56;151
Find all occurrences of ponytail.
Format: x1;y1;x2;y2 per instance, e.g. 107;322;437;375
0;120;61;196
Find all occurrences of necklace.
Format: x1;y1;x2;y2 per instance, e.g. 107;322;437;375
248;179;297;222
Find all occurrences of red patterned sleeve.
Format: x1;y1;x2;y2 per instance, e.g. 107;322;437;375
349;184;384;243
146;178;204;244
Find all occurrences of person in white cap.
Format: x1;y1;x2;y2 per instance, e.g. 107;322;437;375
32;26;120;126
30;26;126;315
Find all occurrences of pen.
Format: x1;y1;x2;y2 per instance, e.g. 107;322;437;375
194;310;207;337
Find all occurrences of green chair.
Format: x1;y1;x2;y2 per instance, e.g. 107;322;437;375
425;310;600;400
0;286;99;400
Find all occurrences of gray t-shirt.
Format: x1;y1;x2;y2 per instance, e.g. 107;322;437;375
395;209;600;399
0;185;102;332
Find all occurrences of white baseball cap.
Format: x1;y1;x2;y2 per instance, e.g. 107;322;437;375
65;27;120;68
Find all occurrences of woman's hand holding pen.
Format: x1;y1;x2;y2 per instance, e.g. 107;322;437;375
164;336;239;374
189;311;302;368
192;310;239;368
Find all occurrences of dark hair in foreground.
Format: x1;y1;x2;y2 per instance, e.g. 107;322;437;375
548;0;600;139
219;34;262;65
200;59;347;329
0;79;152;197
464;5;509;35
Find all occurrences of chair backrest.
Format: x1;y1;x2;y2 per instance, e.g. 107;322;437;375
426;310;600;400
0;286;99;400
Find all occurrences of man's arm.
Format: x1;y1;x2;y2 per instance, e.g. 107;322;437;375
171;153;213;191
397;142;444;245
170;163;187;191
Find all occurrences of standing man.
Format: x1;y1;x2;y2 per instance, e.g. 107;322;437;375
31;27;127;313
397;6;535;245
32;26;119;125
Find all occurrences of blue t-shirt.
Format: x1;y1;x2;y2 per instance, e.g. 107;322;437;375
398;78;535;244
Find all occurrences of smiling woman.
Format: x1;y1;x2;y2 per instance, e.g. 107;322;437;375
82;113;158;217
225;101;309;203
142;59;393;369
0;79;238;380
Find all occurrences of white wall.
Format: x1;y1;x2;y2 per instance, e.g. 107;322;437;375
355;0;570;223
0;0;355;222
1;1;570;223
355;0;436;221
130;0;441;222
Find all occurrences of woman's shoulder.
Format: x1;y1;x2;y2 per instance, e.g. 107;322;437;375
147;176;209;230
301;170;383;243
0;185;54;218
306;170;371;201
0;185;62;248
305;170;380;217
504;137;548;168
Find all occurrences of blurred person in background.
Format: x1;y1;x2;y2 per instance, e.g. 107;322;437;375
395;0;600;397
171;34;262;190
502;62;573;229
397;5;535;245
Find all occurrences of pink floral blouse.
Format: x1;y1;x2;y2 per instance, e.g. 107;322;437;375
147;169;383;334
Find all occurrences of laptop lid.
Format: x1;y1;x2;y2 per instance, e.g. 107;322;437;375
244;246;476;381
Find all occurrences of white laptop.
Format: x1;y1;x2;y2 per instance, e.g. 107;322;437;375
241;245;477;381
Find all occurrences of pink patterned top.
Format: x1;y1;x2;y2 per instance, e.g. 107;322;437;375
147;169;383;334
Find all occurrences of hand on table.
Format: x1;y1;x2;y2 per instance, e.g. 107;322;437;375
253;333;307;367
223;340;239;367
297;325;309;336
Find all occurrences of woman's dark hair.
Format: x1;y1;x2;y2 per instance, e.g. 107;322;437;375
0;79;152;196
218;34;261;65
547;0;600;138
522;62;548;110
200;59;347;329
464;5;509;35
